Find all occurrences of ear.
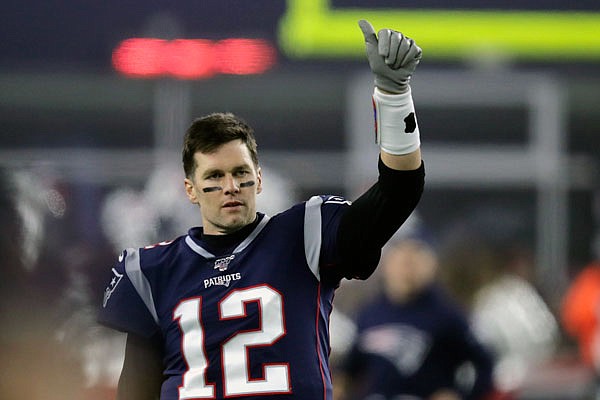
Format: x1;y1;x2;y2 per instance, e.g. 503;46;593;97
184;177;199;204
255;167;263;195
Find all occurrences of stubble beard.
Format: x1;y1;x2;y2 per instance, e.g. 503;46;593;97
208;208;255;235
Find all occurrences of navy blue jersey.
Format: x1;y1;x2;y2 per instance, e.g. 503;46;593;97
98;195;351;400
344;285;494;400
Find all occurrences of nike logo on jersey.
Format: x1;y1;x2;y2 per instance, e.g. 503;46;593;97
204;272;242;288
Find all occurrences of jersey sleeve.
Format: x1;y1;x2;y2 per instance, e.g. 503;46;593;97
97;248;160;338
300;195;351;284
319;195;352;266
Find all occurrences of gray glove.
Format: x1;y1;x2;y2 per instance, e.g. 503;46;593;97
358;19;422;94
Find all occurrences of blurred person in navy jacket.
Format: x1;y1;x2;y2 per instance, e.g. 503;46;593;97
340;238;496;400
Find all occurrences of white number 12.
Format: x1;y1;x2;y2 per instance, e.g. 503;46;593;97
173;285;291;399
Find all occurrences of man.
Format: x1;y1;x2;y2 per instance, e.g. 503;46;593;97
98;20;425;400
341;239;496;400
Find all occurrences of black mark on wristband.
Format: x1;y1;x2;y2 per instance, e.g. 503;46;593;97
404;112;416;133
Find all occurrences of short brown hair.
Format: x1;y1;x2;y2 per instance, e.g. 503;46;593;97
182;112;259;178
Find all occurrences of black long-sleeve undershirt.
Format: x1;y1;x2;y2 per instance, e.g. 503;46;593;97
330;158;425;282
117;332;163;400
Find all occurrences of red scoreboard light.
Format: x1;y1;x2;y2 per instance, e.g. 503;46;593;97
112;38;277;79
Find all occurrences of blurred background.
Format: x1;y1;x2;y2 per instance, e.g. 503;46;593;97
1;0;599;399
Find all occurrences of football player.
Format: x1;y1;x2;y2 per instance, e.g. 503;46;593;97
98;20;425;400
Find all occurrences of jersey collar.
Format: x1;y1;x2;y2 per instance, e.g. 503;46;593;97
185;214;270;259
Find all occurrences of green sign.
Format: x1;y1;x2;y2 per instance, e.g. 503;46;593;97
278;0;600;60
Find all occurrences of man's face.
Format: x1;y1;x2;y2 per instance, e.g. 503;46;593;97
382;240;437;302
184;139;262;235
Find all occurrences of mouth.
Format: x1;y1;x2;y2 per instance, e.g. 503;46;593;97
222;200;244;209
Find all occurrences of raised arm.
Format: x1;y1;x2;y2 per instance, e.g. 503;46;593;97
328;21;425;282
358;19;423;171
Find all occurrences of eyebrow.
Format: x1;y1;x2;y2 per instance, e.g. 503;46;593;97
201;168;223;179
201;164;252;179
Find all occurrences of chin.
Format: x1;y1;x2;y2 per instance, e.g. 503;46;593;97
223;218;249;232
211;212;255;234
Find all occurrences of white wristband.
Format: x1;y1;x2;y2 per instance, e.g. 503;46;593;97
372;86;420;155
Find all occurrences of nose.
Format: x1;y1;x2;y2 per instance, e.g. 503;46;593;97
222;174;240;195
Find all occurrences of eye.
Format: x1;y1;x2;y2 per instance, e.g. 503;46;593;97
234;169;250;177
205;171;223;180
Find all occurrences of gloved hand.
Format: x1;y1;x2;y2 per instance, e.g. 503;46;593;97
358;19;422;94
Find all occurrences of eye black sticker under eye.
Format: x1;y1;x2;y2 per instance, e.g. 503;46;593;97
239;180;255;188
201;181;255;193
202;186;223;193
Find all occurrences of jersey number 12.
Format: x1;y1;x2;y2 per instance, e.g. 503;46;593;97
173;285;291;398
